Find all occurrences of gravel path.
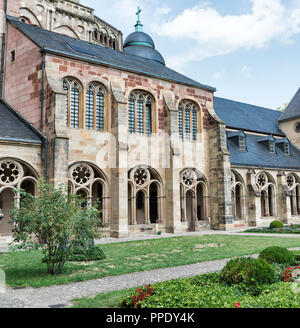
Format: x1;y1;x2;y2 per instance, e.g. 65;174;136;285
1;247;300;308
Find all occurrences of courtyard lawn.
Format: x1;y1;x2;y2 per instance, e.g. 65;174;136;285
1;234;300;288
71;273;300;308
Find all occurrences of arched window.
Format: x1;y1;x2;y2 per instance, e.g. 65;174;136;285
178;100;199;141
256;172;277;217
63;78;82;128
180;168;208;230
128;91;154;136
86;84;105;131
128;166;163;225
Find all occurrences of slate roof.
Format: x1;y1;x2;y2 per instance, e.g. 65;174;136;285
279;88;300;122
0;99;43;144
228;132;300;170
7;16;216;92
214;97;284;136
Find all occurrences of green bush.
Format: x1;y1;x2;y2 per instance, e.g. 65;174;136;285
68;246;106;262
10;181;102;274
220;257;276;295
259;246;296;265
269;220;284;229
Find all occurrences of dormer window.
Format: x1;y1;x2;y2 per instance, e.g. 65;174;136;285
269;140;275;153
275;138;290;155
239;136;246;151
227;130;247;151
284;142;290;155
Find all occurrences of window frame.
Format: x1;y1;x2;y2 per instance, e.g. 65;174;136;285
128;90;155;136
85;83;106;132
63;78;83;129
178;100;200;141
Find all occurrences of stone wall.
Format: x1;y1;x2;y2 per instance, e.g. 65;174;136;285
3;22;42;129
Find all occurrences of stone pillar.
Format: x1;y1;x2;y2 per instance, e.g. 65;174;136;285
207;107;233;230
277;172;291;224
164;92;182;234
246;169;261;226
110;84;128;238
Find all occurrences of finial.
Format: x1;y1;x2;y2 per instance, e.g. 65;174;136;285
135;6;143;32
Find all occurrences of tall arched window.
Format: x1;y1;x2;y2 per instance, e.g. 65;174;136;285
63;79;82;128
86;84;105;131
128;91;154;136
178;100;199;141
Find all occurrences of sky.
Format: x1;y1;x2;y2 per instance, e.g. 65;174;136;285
81;0;300;109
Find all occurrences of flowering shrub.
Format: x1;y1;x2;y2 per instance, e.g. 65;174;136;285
283;266;300;282
122;285;154;308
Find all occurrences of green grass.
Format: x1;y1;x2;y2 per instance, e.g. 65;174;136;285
72;288;136;308
1;234;300;288
72;272;300;309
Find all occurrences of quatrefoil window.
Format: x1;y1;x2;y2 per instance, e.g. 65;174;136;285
182;169;197;187
70;164;94;187
0;160;23;186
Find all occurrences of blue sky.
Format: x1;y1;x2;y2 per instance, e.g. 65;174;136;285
81;0;300;109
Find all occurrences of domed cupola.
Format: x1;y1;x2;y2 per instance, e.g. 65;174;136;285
123;7;165;66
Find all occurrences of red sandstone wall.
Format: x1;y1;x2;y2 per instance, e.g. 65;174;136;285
4;22;42;129
47;56;215;132
7;0;21;16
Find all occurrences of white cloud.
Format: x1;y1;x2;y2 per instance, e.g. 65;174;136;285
156;0;300;67
156;6;171;16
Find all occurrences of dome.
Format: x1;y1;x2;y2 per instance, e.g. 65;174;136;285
124;7;166;66
124;31;155;49
123;44;165;65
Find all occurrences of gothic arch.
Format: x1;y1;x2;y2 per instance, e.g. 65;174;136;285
231;170;246;220
68;161;109;224
128;165;164;225
0;158;39;234
286;173;300;216
256;171;277;217
180;168;209;230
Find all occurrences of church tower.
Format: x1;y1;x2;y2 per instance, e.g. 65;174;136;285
279;88;300;148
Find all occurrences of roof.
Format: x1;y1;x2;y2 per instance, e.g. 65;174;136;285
7;16;216;92
0;99;43;144
214;97;284;136
279;88;300;122
228;132;300;170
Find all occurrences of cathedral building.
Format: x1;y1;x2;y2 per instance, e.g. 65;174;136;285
0;0;300;239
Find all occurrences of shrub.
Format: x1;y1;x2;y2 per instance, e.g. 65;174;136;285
68;246;106;262
10;181;102;274
269;220;284;229
122;285;154;308
259;246;296;266
220;257;276;295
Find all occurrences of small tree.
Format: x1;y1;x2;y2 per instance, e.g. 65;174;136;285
10;181;102;274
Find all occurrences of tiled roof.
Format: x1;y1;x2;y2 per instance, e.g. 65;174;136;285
214;97;284;136
0;99;43;144
228;132;300;170
279;88;300;122
8;16;216;92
